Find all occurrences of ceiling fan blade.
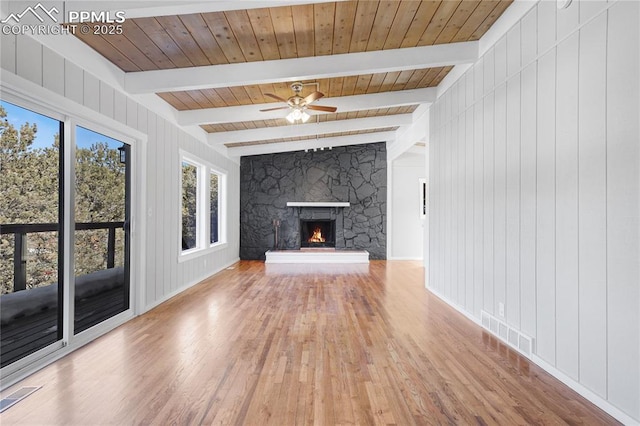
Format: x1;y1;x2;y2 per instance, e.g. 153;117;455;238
259;106;290;112
264;93;288;103
307;105;337;113
302;91;324;105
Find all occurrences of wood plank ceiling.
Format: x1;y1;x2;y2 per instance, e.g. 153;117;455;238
74;0;512;153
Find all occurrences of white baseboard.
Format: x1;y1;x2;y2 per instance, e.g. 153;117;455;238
425;285;639;426
144;257;240;312
388;256;423;261
531;355;638;426
426;284;481;327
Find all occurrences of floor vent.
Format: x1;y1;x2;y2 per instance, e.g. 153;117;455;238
0;386;41;413
480;311;533;359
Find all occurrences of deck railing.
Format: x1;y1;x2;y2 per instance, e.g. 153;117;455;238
0;221;124;292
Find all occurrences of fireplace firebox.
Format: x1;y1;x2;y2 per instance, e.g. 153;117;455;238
300;219;335;248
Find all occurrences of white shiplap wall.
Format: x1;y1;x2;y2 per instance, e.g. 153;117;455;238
1;34;240;312
428;0;639;422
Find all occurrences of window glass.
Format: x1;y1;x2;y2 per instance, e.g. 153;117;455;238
210;173;219;244
74;126;130;334
0;100;63;366
181;162;198;251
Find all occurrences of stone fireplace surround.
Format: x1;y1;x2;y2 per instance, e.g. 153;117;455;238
240;142;387;260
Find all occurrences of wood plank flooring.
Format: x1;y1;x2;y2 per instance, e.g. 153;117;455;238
0;261;618;425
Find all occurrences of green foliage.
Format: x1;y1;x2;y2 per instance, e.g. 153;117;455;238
0;105;126;294
181;163;197;250
1;105;59;294
74;141;125;276
210;173;219;243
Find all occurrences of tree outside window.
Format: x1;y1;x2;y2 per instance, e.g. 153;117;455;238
181;162;198;251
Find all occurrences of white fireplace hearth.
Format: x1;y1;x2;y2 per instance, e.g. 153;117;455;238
265;249;369;264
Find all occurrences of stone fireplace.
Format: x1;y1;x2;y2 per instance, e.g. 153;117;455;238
240;142;387;260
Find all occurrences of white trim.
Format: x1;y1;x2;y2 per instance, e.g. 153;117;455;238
286;202;350;208
209;169;226;246
227;130;397;158
179;157;204;253
387;104;430;161
436;0;538;98
65;118;77;346
178;242;229;263
144;258;239;312
178;88;437;126
0;73;147;384
265;250;369;264
477;0;538;58
427;286;639;426
388;257;423;261
208;114;413;145
531;356;639;426
386;157;392;260
178;150;229;261
426;285;492;331
124;42;479;94
0;72;146;140
26;32;232;160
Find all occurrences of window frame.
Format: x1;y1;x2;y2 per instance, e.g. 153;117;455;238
0;82;146;385
178;151;227;262
179;157;203;254
209;167;226;248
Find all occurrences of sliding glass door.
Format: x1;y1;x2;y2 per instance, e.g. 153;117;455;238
0;100;64;367
74;127;130;334
1;98;134;372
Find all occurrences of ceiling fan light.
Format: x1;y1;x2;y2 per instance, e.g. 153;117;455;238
292;108;303;120
301;111;310;123
286;111;296;123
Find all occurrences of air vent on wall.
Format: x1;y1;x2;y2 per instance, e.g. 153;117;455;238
481;310;534;359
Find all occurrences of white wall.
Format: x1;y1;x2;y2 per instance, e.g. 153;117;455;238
427;0;639;423
0;33;241;312
391;151;425;259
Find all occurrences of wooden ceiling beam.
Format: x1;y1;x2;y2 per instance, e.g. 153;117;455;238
225;130;398;157
208;113;413;145
124;42;479;94
177;87;436;125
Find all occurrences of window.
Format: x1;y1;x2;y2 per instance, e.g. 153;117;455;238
179;153;226;259
181;161;199;251
0;100;64;366
210;172;220;244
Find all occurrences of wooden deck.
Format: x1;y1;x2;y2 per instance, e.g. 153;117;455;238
0;261;619;425
1;286;126;368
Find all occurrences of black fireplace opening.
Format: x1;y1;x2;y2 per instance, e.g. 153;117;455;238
300;219;336;248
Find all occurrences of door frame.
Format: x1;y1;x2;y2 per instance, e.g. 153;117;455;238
0;73;148;389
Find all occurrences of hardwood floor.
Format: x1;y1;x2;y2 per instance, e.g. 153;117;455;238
1;261;618;425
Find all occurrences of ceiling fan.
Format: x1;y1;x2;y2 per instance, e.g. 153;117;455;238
260;82;337;123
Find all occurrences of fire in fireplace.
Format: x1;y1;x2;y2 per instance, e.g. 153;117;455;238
300;219;335;248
